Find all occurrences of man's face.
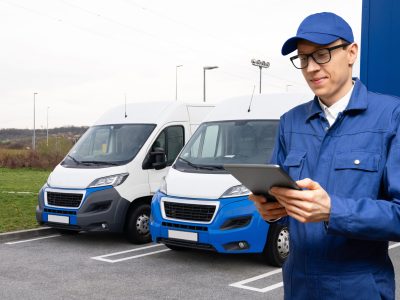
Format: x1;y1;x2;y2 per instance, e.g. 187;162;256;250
297;39;358;105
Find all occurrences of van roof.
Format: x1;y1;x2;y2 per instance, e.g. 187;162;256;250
93;101;214;126
204;93;312;122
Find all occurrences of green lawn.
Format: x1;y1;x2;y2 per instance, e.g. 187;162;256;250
0;168;50;233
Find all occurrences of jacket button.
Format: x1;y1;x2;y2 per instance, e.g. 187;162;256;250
354;159;360;165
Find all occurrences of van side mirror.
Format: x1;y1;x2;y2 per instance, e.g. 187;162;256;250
151;147;167;170
142;147;167;170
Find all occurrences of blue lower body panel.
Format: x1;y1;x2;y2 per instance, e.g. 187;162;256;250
36;184;130;232
150;192;270;253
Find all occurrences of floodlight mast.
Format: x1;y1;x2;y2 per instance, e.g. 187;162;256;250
203;66;218;102
251;59;270;94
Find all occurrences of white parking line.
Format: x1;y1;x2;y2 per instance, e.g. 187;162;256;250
229;268;283;293
1;191;36;194
91;244;170;263
5;234;61;245
230;242;400;294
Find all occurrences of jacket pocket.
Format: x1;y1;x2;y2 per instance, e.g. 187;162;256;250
334;151;380;171
333;151;381;197
318;273;381;299
283;150;306;180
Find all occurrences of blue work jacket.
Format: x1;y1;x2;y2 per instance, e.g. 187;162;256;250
272;79;400;300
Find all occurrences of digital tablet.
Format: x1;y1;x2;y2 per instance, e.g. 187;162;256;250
223;164;301;201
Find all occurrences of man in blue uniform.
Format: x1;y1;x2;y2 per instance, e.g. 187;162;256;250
249;12;400;299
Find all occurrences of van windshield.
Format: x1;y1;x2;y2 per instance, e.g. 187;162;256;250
174;120;279;173
62;124;156;168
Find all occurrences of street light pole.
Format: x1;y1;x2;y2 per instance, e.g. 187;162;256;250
33;92;38;150
175;65;183;101
203;66;218;102
251;59;270;94
46;106;50;147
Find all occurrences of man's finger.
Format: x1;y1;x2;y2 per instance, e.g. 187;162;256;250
296;178;321;190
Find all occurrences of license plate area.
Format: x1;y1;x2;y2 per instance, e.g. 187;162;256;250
168;229;198;242
48;214;70;224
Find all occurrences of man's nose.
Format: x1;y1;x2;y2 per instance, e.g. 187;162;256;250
306;56;320;72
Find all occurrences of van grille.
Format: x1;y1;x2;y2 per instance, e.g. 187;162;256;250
163;201;216;222
47;192;83;208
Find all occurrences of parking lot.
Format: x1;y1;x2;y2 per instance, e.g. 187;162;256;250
1;232;400;299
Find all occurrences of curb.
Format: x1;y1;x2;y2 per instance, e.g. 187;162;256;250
0;227;58;243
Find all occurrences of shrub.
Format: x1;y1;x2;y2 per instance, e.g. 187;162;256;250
0;136;74;170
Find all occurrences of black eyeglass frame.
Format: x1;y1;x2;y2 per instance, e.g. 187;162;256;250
290;43;350;69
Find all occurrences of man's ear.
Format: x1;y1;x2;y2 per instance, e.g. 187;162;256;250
348;43;358;66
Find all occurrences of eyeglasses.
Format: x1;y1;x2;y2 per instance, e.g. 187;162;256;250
290;43;350;69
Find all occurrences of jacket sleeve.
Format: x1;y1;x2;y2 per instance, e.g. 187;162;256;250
327;108;400;241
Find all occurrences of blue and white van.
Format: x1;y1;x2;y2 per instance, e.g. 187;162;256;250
36;101;214;243
150;94;308;266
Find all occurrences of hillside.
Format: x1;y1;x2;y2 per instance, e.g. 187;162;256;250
0;126;88;149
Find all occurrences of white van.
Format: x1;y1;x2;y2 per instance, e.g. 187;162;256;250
150;93;309;266
36;101;214;243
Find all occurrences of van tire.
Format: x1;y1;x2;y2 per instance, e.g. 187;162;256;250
125;204;151;244
261;223;289;267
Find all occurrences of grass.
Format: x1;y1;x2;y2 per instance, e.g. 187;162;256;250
0;168;50;233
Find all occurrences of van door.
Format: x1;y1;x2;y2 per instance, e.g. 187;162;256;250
145;124;186;193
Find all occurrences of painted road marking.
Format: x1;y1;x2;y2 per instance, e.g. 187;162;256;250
5;234;61;245
229;268;282;293
230;242;400;294
91;244;170;263
389;242;400;249
1;191;36;194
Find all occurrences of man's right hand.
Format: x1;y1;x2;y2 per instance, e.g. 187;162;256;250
248;194;288;222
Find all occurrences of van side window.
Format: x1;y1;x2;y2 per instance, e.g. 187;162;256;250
92;128;110;155
150;125;185;166
166;126;184;164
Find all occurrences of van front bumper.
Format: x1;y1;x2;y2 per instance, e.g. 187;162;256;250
150;191;270;253
36;184;130;232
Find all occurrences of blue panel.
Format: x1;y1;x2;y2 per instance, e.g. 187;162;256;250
361;0;400;97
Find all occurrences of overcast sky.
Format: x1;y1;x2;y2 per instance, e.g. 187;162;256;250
0;0;362;129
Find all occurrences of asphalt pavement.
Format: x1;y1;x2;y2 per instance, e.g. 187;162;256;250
1;229;400;300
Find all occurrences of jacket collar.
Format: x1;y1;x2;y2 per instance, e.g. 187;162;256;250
306;78;368;121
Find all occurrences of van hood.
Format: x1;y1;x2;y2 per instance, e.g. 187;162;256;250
47;164;128;189
165;168;241;199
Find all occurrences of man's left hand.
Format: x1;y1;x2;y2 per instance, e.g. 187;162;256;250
268;178;331;223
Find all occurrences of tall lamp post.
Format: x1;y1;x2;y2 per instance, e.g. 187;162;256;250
251;59;270;94
46;106;50;147
33;92;38;150
175;65;183;101
203;66;218;102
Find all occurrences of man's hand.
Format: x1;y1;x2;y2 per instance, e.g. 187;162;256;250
268;178;331;223
248;194;288;222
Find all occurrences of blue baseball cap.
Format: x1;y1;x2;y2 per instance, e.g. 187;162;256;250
281;12;354;56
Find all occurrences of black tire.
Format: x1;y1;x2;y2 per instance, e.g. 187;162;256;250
125;204;152;244
164;244;188;251
56;229;80;235
261;223;289;267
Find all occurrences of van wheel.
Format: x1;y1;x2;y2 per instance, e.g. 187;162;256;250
261;223;289;267
125;204;151;244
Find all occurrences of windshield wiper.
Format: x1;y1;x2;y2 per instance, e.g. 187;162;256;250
178;157;219;171
67;155;82;165
80;160;119;166
206;165;225;170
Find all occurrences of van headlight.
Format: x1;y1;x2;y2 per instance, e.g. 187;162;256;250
88;173;129;188
220;185;250;198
